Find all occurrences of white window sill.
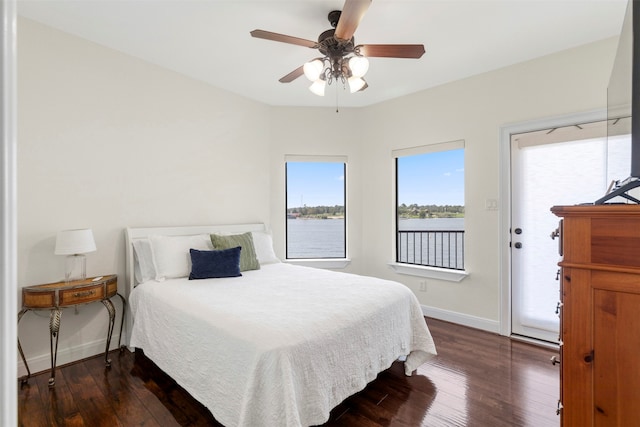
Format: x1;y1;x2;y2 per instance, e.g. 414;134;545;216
285;258;351;269
388;262;468;282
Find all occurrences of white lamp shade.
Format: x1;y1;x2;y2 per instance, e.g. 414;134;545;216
348;76;366;93
309;79;326;96
349;56;369;78
55;229;96;255
303;59;324;81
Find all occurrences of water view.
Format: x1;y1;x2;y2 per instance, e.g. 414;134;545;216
286;218;464;260
287;219;345;258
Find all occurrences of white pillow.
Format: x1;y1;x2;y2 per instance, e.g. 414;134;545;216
251;231;280;265
149;234;213;280
132;239;156;284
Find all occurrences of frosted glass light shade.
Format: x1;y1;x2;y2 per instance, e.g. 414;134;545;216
55;229;96;255
349;56;369;77
348;76;366;93
303;59;324;81
309;79;326;96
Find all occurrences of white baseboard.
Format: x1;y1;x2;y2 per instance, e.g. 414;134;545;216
421;305;500;334
18;334;122;378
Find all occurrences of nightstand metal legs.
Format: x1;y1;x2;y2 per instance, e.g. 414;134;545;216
17;308;31;385
48;309;62;387
102;298;116;367
115;293;126;350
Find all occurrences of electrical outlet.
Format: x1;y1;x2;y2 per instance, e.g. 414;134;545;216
419;281;427;292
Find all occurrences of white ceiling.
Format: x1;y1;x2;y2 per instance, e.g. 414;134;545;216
17;0;628;108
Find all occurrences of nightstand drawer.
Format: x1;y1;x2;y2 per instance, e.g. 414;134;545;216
59;283;105;306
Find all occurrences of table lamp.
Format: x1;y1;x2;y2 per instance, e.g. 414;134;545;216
54;228;96;283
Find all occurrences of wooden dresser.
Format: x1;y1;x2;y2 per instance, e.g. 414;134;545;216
551;205;640;426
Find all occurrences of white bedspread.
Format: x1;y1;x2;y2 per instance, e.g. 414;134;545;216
129;263;436;427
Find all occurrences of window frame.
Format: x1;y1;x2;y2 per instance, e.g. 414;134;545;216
284;155;349;268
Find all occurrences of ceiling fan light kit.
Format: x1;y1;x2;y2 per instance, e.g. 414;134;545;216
302;54;369;96
250;0;425;98
309;77;327;97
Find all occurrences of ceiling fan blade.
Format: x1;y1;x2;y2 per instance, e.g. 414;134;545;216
358;44;426;59
334;0;372;41
250;29;317;48
279;66;305;83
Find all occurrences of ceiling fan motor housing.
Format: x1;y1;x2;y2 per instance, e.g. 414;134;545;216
318;29;355;58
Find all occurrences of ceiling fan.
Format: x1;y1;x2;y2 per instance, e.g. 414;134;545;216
250;0;425;96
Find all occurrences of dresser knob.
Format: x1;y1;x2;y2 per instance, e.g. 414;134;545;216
551;355;561;366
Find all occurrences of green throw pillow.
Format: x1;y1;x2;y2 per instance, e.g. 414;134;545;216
210;232;260;272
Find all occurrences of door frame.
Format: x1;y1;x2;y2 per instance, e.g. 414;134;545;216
1;0;18;424
498;109;606;338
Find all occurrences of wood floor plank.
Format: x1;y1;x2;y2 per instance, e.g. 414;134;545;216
18;317;560;427
63;360;123;427
84;351;159;426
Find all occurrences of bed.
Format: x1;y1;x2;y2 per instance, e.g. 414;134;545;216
124;223;437;427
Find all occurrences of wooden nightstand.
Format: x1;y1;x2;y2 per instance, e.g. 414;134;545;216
18;274;125;387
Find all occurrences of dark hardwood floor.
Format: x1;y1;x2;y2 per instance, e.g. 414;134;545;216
18;318;560;427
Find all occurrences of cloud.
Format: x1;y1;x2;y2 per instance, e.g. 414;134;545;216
337;175;344;181
443;172;452;176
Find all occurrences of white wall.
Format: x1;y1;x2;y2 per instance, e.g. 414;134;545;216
17;18;272;374
359;37;618;330
17;15;619;375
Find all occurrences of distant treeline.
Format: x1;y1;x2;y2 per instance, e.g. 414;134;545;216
287;205;345;219
398;204;464;219
287;204;463;219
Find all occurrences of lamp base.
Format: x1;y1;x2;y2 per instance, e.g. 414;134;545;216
65;254;86;283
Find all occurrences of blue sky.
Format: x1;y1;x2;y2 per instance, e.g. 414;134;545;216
397;149;465;206
287;162;345;208
286;149;464;208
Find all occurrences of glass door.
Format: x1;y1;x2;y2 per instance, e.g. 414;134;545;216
510;119;629;343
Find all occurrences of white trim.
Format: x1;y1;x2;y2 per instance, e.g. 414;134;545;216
388;262;468;282
1;1;17;424
392;139;465;158
285;258;351;269
498;109;606;337
285;154;348;163
18;334;128;378
422;305;500;334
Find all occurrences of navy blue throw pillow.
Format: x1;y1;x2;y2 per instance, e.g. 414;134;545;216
189;247;242;280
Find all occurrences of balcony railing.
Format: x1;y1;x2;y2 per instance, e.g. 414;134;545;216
397;230;465;270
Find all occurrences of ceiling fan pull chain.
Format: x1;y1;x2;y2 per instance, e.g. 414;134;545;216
336;83;340;113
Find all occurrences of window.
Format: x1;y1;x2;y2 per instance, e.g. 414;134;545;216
394;141;465;270
285;156;346;259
